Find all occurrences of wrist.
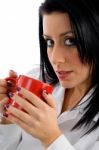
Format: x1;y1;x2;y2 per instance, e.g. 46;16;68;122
42;130;62;148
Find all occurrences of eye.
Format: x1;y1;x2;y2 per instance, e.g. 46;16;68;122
45;39;54;47
64;37;77;46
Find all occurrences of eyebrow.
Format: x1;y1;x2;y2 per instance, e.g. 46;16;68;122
43;31;73;38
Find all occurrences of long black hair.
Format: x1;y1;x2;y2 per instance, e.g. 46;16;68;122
39;0;99;134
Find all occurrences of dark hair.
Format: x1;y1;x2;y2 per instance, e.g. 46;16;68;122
39;0;99;134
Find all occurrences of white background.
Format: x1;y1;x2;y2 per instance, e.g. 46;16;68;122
0;0;43;78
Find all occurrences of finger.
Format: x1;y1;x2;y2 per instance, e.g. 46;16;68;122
0;97;9;111
42;90;56;109
0;79;7;87
7;113;34;136
0;87;7;94
9;70;18;78
0;79;15;89
0;94;7;100
7;105;36;127
18;87;48;109
9;93;41;117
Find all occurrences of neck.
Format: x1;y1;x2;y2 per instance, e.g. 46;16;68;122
61;84;91;112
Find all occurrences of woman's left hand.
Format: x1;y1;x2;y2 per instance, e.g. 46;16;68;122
6;87;62;148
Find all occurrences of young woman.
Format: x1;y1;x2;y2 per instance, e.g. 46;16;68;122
0;0;99;149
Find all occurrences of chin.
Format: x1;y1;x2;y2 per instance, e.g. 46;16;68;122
59;81;75;89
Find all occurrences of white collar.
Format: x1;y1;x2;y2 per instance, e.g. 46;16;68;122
52;84;98;123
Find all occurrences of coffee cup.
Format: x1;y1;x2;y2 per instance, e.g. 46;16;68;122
5;75;53;110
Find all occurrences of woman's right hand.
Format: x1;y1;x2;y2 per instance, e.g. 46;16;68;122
0;70;18;124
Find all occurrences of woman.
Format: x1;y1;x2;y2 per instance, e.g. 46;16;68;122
0;0;99;149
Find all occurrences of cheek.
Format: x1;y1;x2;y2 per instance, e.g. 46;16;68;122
68;51;90;77
69;51;82;67
47;48;84;69
72;53;90;80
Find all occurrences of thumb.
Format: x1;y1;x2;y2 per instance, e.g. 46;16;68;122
42;90;56;109
9;70;18;78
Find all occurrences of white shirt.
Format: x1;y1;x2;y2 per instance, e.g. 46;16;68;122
0;68;99;150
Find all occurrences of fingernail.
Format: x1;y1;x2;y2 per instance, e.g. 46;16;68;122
10;70;15;73
10;70;17;75
16;86;21;91
3;112;8;117
43;90;48;95
4;104;10;110
8;92;14;97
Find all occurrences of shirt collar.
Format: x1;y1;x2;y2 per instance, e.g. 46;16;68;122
53;84;97;123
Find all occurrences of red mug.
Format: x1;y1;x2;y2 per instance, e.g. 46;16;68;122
5;75;53;110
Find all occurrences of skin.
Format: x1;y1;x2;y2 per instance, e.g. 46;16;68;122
43;12;91;111
0;70;17;123
1;12;92;147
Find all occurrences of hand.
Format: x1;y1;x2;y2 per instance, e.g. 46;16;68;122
6;87;62;147
0;70;18;124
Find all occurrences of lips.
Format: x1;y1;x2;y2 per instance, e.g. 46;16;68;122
56;70;73;79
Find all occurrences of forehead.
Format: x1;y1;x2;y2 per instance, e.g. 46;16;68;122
43;12;72;35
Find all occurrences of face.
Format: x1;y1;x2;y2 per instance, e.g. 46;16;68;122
43;12;91;89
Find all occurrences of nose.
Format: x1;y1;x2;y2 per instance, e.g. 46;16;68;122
51;44;66;64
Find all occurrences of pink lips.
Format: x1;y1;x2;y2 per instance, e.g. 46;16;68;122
56;71;72;80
